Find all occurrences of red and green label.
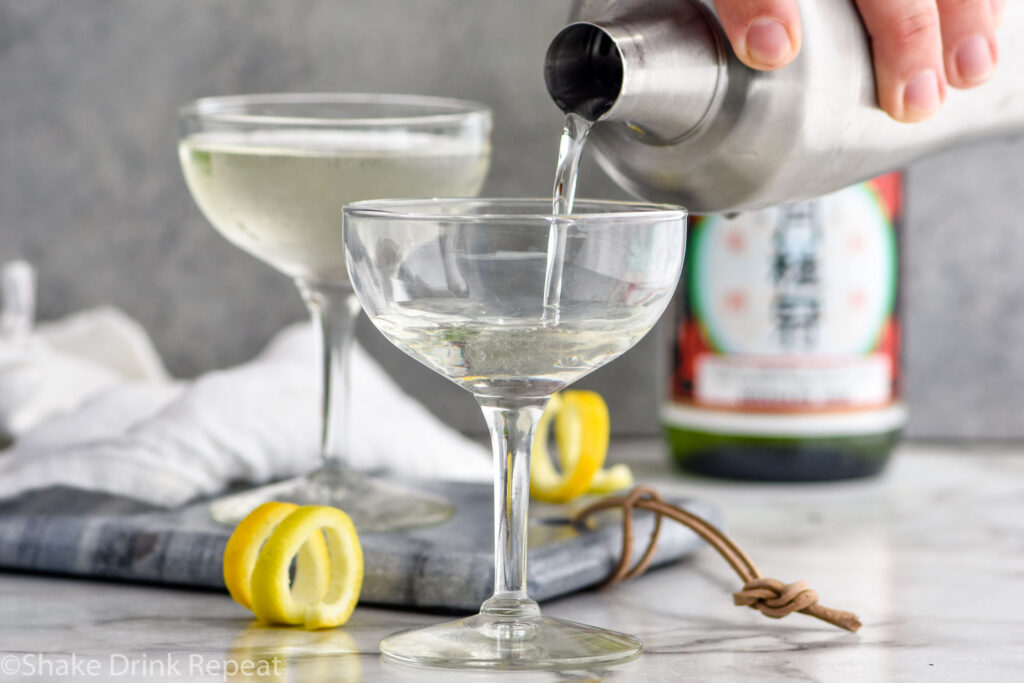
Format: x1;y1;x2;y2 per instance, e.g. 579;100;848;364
671;173;902;413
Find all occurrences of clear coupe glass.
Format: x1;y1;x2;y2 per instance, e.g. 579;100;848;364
178;94;492;530
344;198;686;669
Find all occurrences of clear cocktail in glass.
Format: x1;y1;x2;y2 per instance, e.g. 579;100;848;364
178;94;492;530
344;198;685;669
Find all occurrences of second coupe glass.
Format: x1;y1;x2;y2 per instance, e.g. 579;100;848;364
179;94;492;530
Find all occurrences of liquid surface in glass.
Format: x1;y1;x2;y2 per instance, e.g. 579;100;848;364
372;299;660;398
180;129;491;283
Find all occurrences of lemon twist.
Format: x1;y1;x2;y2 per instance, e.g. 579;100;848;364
530;390;634;503
223;502;363;630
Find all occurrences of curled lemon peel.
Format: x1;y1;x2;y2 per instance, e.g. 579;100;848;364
223;503;362;630
530;390;633;503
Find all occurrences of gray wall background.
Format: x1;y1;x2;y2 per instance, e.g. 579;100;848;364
1;1;1021;439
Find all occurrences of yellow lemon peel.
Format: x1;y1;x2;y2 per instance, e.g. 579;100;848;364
530;390;633;503
588;463;636;494
223;503;363;630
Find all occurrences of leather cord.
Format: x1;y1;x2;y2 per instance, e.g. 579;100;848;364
575;485;862;632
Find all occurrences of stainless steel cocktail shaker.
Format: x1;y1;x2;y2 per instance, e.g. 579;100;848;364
545;0;1024;213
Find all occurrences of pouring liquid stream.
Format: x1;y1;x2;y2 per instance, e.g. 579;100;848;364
542;112;593;324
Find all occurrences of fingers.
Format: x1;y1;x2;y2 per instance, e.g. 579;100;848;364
936;0;998;89
855;0;946;122
713;0;803;70
713;0;1000;123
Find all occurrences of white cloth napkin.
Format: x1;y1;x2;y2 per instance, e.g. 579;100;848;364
0;277;490;506
0;306;171;439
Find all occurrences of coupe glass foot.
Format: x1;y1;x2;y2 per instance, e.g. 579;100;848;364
208;467;454;532
380;613;642;670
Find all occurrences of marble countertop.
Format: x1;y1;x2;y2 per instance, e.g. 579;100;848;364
1;440;1022;681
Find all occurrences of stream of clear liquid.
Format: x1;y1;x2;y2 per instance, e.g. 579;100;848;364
541;112;594;324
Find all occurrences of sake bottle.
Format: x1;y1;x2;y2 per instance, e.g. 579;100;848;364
663;173;904;480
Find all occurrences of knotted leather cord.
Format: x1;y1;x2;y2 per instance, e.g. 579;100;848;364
575;486;862;632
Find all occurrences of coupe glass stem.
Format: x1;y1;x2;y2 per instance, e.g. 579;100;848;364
477;396;548;619
297;280;361;473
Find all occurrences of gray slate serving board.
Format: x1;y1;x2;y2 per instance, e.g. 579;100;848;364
0;480;716;611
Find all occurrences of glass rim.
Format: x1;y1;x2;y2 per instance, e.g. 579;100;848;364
343;198;687;223
178;92;492;128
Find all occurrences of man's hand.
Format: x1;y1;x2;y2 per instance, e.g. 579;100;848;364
712;0;1003;122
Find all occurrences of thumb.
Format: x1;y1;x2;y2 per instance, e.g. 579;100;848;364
712;0;803;70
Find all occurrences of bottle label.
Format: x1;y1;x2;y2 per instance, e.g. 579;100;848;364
671;174;902;415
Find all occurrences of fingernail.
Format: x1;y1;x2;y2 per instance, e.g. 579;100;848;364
903;70;942;116
745;18;792;67
955;35;995;83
